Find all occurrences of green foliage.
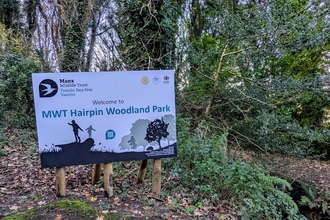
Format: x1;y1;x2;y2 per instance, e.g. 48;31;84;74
0;0;20;29
251;110;330;158
237;76;330;158
59;0;91;72
114;0;181;70
299;182;330;216
176;0;330;160
0;23;34;57
164;117;227;197
221;161;305;220
0;127;8;156
164;116;304;219
0;54;41;128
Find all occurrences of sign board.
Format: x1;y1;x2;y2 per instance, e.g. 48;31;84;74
32;70;177;168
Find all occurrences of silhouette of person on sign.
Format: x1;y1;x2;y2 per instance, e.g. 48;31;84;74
68;120;83;143
85;125;96;138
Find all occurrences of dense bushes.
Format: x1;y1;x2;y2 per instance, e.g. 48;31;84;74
163;116;306;219
237;76;330;159
178;75;330;159
0;54;41;128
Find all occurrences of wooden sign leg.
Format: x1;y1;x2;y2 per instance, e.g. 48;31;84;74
55;167;66;197
103;163;113;198
92;164;102;185
137;160;148;184
152;159;161;195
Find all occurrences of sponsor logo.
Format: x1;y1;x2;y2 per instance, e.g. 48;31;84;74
163;75;170;84
152;76;161;84
141;76;149;85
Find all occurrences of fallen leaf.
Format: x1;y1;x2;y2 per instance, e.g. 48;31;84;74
194;210;203;216
9;205;18;210
90;197;97;202
96;215;104;220
38;201;46;206
131;210;142;214
54;214;62;220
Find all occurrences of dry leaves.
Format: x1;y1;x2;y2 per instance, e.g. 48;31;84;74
90;197;97;202
1;129;330;219
54;214;62;220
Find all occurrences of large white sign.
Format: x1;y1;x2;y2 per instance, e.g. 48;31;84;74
32;70;177;168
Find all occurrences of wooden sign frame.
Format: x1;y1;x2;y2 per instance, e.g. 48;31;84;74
55;159;162;197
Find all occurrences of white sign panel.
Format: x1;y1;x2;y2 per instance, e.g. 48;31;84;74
32;70;177;168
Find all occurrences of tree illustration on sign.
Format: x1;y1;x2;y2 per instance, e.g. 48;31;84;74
130;119;150;151
163;114;176;145
128;136;138;150
145;118;169;149
119;135;131;151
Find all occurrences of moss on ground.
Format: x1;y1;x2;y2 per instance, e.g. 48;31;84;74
2;199;126;220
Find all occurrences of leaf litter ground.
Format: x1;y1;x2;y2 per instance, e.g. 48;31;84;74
0;129;235;219
1;128;330;219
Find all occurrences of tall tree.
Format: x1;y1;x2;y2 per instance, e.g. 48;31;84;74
23;0;40;42
0;0;20;29
113;0;182;70
58;0;93;71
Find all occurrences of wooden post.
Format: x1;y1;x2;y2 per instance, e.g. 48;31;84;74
152;159;161;195
92;164;102;185
55;167;66;197
103;163;113;198
137;159;148;184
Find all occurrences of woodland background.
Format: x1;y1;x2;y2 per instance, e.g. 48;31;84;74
0;0;330;219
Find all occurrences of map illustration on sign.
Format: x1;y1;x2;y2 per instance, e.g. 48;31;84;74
32;70;177;168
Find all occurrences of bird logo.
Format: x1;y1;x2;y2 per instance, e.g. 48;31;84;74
41;83;57;96
39;79;58;98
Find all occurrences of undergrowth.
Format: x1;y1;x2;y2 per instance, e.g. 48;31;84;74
163;116;306;219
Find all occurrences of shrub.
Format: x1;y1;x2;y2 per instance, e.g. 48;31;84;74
221;161;305;219
0;54;41;128
163;117;227;198
164;116;305;219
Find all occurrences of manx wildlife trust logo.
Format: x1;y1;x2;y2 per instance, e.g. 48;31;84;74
39;79;58;98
